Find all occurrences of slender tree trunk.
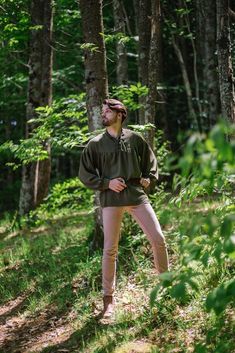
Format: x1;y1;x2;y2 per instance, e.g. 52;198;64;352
195;0;205;66
155;0;168;138
133;0;139;35
202;0;220;127
172;35;200;130
216;0;235;124
19;0;53;216
144;0;160;148
113;0;128;85
182;0;202;123
5;119;13;186
138;0;151;124
80;0;108;248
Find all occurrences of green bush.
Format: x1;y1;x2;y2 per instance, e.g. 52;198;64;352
150;122;235;350
25;177;93;227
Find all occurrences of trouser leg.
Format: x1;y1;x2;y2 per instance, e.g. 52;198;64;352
128;203;169;274
102;206;124;296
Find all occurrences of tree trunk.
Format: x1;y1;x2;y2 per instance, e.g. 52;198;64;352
216;0;235;124
5;119;14;186
144;0;160;148
181;0;202;127
80;0;108;131
172;35;199;130
202;0;220;128
138;0;151;124
80;0;108;248
133;0;139;35
155;0;168;138
19;0;53;216
113;0;128;85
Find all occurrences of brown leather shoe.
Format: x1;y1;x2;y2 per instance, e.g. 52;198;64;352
102;295;115;319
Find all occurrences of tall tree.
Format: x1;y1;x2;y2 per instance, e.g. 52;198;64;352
216;0;235;124
79;0;108;247
138;0;167;144
154;0;167;137
200;0;220;128
80;0;108;131
167;1;200;131
113;0;128;84
138;0;151;125
19;0;53;215
144;0;161;147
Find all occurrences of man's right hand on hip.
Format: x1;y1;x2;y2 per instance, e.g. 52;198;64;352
108;178;127;193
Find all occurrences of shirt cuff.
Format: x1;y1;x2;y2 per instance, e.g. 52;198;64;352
101;178;110;190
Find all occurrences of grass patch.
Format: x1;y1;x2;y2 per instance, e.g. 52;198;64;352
0;195;234;353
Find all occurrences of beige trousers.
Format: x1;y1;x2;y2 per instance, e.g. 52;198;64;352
102;203;169;296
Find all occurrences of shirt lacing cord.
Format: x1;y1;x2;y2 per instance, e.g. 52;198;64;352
118;139;127;152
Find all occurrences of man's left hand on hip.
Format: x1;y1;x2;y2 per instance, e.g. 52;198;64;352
140;178;150;188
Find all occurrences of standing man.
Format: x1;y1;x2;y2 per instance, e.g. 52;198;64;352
79;98;169;319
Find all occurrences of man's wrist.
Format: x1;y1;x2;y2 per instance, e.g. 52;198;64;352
102;178;110;190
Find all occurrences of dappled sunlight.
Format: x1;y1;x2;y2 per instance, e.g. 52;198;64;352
1;0;234;351
0;193;234;352
24;310;76;353
0;292;29;321
3;210;92;242
0;301;77;353
113;340;154;353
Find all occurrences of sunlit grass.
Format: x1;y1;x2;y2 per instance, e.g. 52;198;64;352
0;195;234;353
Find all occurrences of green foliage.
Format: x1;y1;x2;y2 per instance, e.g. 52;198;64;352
151;122;235;339
0;94;89;168
26;177;93;227
205;279;235;315
102;32;133;45
128;123;155;132
80;42;99;52
0;0;30;49
173;122;235;204
154;129;172;177
111;83;149;111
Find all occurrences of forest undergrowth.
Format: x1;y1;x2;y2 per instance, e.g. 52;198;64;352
0;191;234;353
0;122;234;353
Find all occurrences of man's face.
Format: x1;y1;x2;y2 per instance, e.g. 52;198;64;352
101;104;119;126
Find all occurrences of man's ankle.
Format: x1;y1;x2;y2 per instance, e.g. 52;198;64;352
102;295;115;318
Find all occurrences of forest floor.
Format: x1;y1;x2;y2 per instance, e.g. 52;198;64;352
0;196;234;353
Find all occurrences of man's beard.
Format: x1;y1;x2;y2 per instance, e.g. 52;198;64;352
102;115;118;126
102;119;110;127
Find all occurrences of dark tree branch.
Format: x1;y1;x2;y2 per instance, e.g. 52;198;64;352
228;7;235;21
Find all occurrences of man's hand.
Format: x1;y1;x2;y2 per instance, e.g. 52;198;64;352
109;178;127;193
140;177;150;188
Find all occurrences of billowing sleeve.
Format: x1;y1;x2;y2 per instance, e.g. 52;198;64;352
139;134;159;181
78;142;110;191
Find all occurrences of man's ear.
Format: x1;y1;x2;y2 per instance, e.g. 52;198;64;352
117;112;123;122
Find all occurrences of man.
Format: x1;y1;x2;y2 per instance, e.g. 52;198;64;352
79;98;169;319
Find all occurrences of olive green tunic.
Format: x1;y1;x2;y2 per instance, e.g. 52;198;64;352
78;128;158;207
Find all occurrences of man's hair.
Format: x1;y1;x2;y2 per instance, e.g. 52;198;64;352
103;98;127;122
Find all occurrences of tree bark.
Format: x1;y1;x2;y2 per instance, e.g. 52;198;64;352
138;0;151;124
172;35;199;130
155;0;168;138
182;0;202;126
113;0;128;85
202;0;220;127
80;0;108;131
144;0;161;148
19;0;53;216
216;0;235;124
80;0;108;248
